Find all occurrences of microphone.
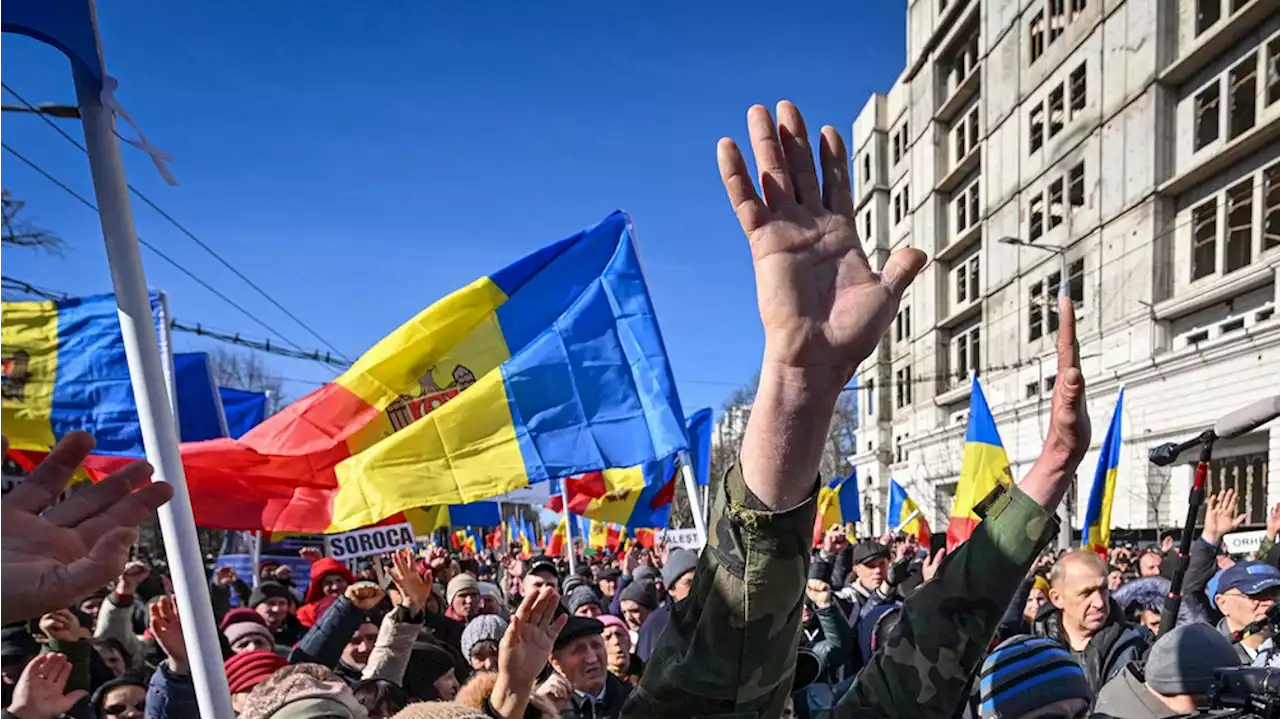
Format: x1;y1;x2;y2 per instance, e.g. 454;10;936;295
1214;396;1280;440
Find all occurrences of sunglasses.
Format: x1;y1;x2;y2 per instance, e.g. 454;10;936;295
102;702;144;715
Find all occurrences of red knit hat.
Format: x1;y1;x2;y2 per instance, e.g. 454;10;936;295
224;650;288;694
219;607;267;631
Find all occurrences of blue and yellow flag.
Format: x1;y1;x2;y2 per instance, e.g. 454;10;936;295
888;479;931;545
402;501;502;537
814;471;860;544
2;293;164;457
1083;389;1124;555
948;377;1012;551
549;457;677;529
686;408;712;486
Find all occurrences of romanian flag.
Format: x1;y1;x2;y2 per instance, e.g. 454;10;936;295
164;212;687;532
947;377;1012;551
813;472;860;546
1;294;166;459
547;457;677;529
402;501;501;537
632;528;657;549
1083;389;1124;555
686;408;713;486
547;517;568;557
888;479;931;545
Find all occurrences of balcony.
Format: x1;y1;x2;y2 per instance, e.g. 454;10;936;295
936;296;981;330
936;218;982;263
933;379;972;408
1158;114;1280;198
1159;0;1280;86
937;69;980;125
936;146;980;195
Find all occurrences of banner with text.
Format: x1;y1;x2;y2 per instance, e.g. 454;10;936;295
326;523;416;561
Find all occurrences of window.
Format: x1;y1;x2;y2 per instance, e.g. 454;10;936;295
1046;271;1062;332
1048;178;1065;229
955;180;980;234
1030;103;1045;153
894;192;903;225
1044;374;1057;392
1071;0;1087;17
1268;37;1279;107
1029;11;1046;63
863;153;872;185
1069;63;1087;119
1192;199;1218;281
893;133;902;165
1266;165;1280;251
953;326;981;380
903;184;911;214
1049;0;1066;42
895;434;909;464
1069;162;1085;209
1196;0;1221;37
956;192;968;231
863;209;873;239
1029;193;1045;240
1048;85;1065;138
1026;381;1041;399
1228;54;1257;140
896;306;912;342
954;254;981;306
967;108;980;149
954;123;968;162
1068;259;1084;305
1029;281;1045;340
896;366;913;408
866;379;875;417
1226;179;1253;273
1195;83;1221;150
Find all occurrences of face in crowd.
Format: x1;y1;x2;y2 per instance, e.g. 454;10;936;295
99;683;146;719
853;556;888;590
1050;552;1111;640
1023;587;1048;623
230;633;273;654
620;600;651;631
601;624;631;674
256;597;292;630
552;633;608;696
668;571;695;602
342;622;380;670
451;588;480;621
1138;551;1162;577
321;573;350;598
598;575;618;599
522;570;557;597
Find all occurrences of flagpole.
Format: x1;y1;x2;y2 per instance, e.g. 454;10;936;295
72;62;234;718
677;451;707;548
249;530;262;589
561;485;577;574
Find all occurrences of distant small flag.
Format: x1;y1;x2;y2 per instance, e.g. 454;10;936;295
547;517;568;557
947;377;1012;551
1083;389;1124;555
888;479;931;546
813;471;860;547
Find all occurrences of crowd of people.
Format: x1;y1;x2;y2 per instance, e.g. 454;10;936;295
2;101;1278;718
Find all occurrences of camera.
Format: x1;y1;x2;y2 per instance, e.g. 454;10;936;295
1205;667;1280;718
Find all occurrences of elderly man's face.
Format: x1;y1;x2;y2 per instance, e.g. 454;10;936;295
551;634;608;695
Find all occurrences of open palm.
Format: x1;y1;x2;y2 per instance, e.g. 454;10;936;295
1;433;173;623
718;102;925;380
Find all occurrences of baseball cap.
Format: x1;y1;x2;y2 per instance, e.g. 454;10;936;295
851;541;889;566
1216;561;1280;598
527;555;558;579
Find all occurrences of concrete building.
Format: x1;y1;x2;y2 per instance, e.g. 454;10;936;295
850;0;1280;540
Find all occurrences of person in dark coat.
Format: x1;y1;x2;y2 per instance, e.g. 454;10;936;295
543;614;631;718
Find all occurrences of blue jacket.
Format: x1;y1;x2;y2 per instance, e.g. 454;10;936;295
145;662;198;719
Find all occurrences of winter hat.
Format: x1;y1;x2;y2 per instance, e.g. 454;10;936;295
224;620;274;649
249;581;295;609
1;624;38;659
661;548;698;588
561;574;588;595
219;607;268;631
597;614;627;634
402;642;461;701
619;579;659;611
302;558;357;606
446;574;480;606
237;662;367;719
1113;575;1209;626
564;585;603;615
224;650;289;694
1032;575;1050;595
978;635;1092;719
392;703;488;719
555;615;604;651
460;615;508;661
1145;623;1241;698
631;565;660;585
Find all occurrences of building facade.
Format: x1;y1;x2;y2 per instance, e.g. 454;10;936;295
851;0;1280;540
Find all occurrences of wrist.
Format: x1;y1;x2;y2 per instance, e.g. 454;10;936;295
6;703;50;719
490;673;531;717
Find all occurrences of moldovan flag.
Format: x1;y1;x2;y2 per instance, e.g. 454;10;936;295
547;457;677;530
170;212;687;532
888;479;931;545
1083;389;1124;555
401;502;501;537
547;517;568;557
813;472;860;546
947;376;1012;551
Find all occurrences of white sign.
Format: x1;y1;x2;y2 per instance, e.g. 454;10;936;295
326;523;416;561
659;528;704;551
1223;530;1267;556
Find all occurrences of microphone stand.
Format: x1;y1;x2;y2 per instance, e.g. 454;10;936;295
1157;434;1215;637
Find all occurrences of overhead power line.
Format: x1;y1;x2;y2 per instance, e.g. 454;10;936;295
2;82;352;363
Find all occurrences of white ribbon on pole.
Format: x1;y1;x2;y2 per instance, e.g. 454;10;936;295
677;451;707;548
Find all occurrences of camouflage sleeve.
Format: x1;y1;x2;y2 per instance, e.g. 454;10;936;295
622;463;818;718
1259;533;1276;561
839;484;1058;719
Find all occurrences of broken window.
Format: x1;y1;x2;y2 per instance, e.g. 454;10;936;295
953;326;980;380
1029;281;1044;340
1048;177;1065;229
1047;271;1062;332
1068;259;1085;306
1195;82;1221;150
1192;199;1217;281
1030;193;1045;240
954;122;968;162
1267;37;1279;107
1266;165;1280;252
1069;162;1085;209
1049;0;1066;42
1030;102;1045;152
1069;63;1087;119
1226;179;1253;273
1049;84;1065;137
967;107;980;148
1229;53;1257;140
1030;11;1046;63
1196;0;1221;36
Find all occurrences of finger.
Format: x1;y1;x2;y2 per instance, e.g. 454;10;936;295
1056;296;1080;378
776;101;820;208
1234;514;1248;527
50;656;71;687
62;526;139;601
5;431;96;513
72;481;173;542
549;612;568;637
819;126;854;216
57;690;88;713
44;461;155;528
717;138;768;235
880;248;928;300
746;104;795;209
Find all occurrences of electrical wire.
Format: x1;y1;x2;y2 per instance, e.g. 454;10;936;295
1;82;352;362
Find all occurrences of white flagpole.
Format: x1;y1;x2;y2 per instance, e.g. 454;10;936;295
249;531;262;589
72;62;234;717
561;485;577;574
677;451;707;548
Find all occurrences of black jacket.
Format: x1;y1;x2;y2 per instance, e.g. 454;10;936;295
288;595;370;683
560;672;633;719
1032;600;1148;694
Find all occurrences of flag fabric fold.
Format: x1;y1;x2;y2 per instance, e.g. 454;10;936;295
813;471;859;546
1083;389;1124;555
546;457;677;530
888;478;931;545
947;377;1012;551
686;408;712;486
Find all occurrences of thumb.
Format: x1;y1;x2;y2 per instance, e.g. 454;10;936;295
880;248;927;300
56;689;88;712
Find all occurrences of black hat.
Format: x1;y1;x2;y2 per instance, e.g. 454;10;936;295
619;579;660;611
554;614;604;652
851;541;889;566
792;647;822;692
527;555;558;579
598;567;622;582
1;625;37;659
248;580;295;609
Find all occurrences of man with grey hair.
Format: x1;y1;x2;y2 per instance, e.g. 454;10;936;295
1033;550;1148;693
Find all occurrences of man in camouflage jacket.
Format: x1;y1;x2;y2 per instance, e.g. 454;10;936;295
623;101;1091;719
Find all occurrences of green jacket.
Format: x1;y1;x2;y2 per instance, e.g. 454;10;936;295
624;465;1058;719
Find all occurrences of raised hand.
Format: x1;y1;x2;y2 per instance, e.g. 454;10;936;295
1266;503;1280;541
117;560;151;595
805;579;832;609
1;433;172;623
1203;488;1248;546
344;581;386;611
149;595;189;674
534;672;574;711
38;609;89;643
821;525;848;557
387;548;431;611
214;566;238;586
493;586;568;718
922;548;947;583
298;547;324;563
6;653;87;719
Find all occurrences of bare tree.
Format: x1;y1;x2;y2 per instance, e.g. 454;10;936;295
207;347;286;413
2;190;63;254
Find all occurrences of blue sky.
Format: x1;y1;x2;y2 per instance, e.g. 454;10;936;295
2;2;906;416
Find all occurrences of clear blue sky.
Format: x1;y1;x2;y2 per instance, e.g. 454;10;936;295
2;2;906;415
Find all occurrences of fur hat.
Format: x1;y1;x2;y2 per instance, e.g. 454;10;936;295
237;662;367;719
454;671;558;718
459;615;508;661
391;702;488;718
